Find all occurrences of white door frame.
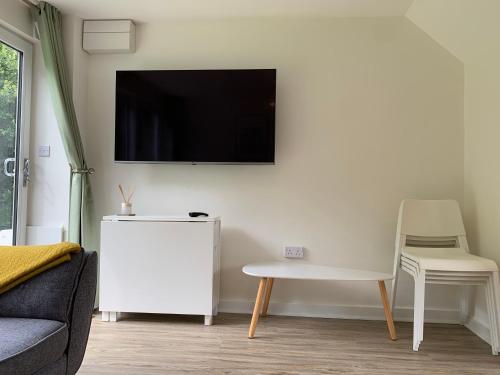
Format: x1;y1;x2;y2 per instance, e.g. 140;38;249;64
0;26;33;245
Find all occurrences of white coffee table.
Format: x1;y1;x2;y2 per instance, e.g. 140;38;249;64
242;262;396;340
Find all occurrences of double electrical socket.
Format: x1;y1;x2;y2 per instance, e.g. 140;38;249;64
284;246;304;259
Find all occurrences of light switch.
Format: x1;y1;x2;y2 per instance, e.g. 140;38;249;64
38;145;50;157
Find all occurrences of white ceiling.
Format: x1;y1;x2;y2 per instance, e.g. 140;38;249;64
44;0;415;22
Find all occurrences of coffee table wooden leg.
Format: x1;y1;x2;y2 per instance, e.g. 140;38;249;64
378;280;397;340
261;278;274;316
248;278;267;339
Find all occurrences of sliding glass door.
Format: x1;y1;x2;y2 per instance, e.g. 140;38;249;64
0;27;32;245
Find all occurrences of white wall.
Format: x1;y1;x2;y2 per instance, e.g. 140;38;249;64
407;0;500;341
28;42;70;232
0;0;32;39
407;0;500;264
63;15;89;135
84;17;464;316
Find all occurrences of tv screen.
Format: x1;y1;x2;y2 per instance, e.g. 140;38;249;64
115;69;276;164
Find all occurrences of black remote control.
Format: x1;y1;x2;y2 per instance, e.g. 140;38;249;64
189;212;209;217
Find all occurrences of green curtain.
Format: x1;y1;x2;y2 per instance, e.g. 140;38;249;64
32;2;94;247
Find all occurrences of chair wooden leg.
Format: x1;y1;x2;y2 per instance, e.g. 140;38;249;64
261;278;274;316
378;280;397;341
248;278;267;339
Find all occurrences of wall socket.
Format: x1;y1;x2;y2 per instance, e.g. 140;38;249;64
284;246;304;259
38;145;50;157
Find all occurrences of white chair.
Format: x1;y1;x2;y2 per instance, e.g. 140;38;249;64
389;199;500;354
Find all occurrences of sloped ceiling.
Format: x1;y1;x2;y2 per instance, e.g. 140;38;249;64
44;0;414;21
405;0;500;64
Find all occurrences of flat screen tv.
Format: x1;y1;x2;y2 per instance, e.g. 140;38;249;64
115;69;276;164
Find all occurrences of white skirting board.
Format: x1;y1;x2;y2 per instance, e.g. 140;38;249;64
219;300;462;324
465;315;492;346
220;300;494;346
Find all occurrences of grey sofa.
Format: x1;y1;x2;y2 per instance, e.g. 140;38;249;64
0;251;97;375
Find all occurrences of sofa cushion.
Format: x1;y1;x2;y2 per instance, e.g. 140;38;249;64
0;251;85;323
0;318;68;375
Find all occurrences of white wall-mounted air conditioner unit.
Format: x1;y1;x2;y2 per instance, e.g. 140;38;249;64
83;20;135;54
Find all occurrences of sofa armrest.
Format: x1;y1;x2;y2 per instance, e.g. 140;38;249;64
66;251;97;375
0;251;86;322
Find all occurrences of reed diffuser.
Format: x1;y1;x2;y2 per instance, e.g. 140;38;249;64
118;184;135;215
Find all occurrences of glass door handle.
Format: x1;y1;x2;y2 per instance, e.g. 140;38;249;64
3;158;15;177
23;158;30;187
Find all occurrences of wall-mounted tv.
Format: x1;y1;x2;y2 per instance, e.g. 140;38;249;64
115;69;276;164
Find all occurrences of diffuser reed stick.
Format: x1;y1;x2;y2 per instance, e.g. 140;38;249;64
127;187;135;203
118;184;127;202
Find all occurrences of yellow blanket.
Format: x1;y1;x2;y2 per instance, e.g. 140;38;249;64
0;242;81;294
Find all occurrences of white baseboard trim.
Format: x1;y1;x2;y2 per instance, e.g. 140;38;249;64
465;315;491;345
219;300;462;324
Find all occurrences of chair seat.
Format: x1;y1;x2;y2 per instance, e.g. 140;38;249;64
0;318;68;374
402;247;498;272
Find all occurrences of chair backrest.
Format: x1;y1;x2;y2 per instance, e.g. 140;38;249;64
392;199;468;276
398;199;466;238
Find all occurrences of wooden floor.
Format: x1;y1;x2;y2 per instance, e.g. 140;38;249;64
79;313;499;375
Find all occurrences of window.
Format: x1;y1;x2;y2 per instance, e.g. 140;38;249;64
0;26;32;245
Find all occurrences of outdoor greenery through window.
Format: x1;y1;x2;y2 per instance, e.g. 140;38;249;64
0;41;20;239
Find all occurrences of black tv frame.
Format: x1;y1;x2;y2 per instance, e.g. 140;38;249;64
114;69;277;165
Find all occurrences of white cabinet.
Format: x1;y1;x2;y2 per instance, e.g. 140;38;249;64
99;216;220;325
